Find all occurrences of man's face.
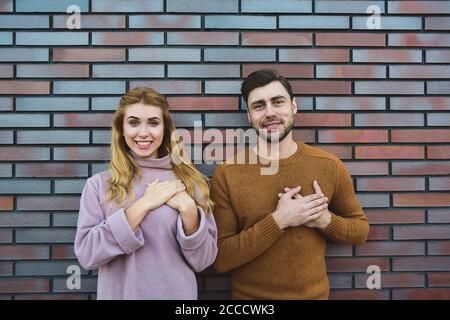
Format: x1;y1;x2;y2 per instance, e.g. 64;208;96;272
246;81;297;143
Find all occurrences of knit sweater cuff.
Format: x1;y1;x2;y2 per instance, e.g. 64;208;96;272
257;214;284;243
107;208;145;255
321;211;346;238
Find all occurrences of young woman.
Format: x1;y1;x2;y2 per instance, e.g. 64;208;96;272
75;87;218;299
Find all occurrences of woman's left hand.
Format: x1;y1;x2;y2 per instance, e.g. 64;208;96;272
166;191;200;236
166;191;196;213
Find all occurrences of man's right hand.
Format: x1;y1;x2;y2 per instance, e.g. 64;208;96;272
271;186;328;230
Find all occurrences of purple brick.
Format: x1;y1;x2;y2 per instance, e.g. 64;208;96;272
316;1;385;13
0;114;49;128
16;97;89;112
92;32;163;45
130;80;201;94
53;15;125;29
355;113;424;127
355;81;424;95
17;196;80;211
357;193;390;208
17;64;89;78
0;147;50;161
0;0;12;12
316;97;386;110
389;33;450;47
0;65;13;78
0;263;13;276
168;64;240;78
129;15;201;29
92;0;163;12
17;130;89;144
428;113;450;126
167;32;239;45
15;228;77;243
0;212;50;226
92;64;164;78
16;32;88;46
242;0;311;13
53;81;125;94
205;15;276;29
129;48;200;62
428;82;450;94
53;147;111;161
0;48;48;62
15;163;88;178
0;15;49;28
426;17;450;30
167;0;238;13
427;50;450;63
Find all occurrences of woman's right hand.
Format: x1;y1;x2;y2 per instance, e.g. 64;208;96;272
141;177;186;211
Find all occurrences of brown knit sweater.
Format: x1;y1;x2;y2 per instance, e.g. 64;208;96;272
210;141;369;300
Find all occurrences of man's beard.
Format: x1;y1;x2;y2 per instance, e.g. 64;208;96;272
252;113;295;143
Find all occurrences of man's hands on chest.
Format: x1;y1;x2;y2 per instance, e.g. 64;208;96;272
272;180;331;230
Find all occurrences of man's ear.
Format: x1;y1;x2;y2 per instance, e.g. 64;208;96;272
292;97;298;114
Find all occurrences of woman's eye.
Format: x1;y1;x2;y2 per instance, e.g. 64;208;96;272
129;122;138;127
149;121;159;127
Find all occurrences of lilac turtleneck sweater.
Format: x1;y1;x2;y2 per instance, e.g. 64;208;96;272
74;152;218;300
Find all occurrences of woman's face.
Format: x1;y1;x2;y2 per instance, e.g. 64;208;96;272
122;102;164;159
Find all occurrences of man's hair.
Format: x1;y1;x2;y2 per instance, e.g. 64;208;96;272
241;69;294;105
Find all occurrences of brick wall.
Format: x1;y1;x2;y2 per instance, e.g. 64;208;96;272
0;0;449;300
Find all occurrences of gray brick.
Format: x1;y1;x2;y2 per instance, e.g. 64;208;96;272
16;32;88;46
205;81;241;94
17;130;89;144
129;48;200;62
55;180;86;194
15;228;76;243
428;113;450;126
129;15;201;29
353;16;422;30
427;81;450;94
205;113;249;127
52;277;97;293
0;164;12;177
204;48;275;62
91;163;109;175
17;196;80;211
357;193;390;208
0;180;51;195
0;131;13;144
172;113;202;127
16;97;89;112
242;0;311;13
91;97;121;111
92;130;111;144
167;0;238;13
315;1;385;13
0;114;49;128
53;213;79;227
280;15;348;29
0;98;13;111
0;212;50;227
167;64;240;78
15;261;88;276
0;262;13;276
53;81;125;95
129;80;201;94
205;15;276;29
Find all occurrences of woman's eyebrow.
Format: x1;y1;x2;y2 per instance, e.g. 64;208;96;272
127;116;160;120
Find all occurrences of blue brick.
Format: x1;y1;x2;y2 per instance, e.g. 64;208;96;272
205;15;276;29
0;15;49;28
92;64;165;78
242;0;312;13
129;15;201;29
16;0;88;12
55;179;86;194
428;113;450;126
315;1;385;13
204;48;275;62
0;49;49;62
92;130;111;144
0;32;12;45
0;164;12;177
0;212;50;226
167;0;238;13
16;32;88;46
0;98;13;111
0;131;13;144
17;130;89;144
129;48;200;62
353;16;422;30
16;97;89;112
92;163;109;175
428;81;450;94
91;97;121;111
0;114;49;127
53;81;125;94
280;16;349;29
205;81;241;94
167;64;240;78
15;261;88;276
53;213;79;227
205;113;249;127
0;180;51;194
92;0;163;12
172;113;202;127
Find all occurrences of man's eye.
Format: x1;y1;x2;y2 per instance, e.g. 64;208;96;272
253;104;263;110
275;100;284;105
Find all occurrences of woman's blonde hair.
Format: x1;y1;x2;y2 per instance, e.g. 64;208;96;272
103;87;213;214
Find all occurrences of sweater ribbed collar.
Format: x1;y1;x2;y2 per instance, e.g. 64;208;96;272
130;150;172;170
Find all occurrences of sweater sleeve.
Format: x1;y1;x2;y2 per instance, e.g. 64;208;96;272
176;207;218;273
211;165;284;273
321;159;370;245
74;177;145;270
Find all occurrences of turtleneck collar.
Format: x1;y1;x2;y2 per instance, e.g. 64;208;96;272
130;150;172;170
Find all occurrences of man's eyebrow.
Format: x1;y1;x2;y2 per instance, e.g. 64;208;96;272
127;116;160;120
270;95;285;101
250;99;265;106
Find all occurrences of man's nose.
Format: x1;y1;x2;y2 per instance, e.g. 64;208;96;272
264;105;277;117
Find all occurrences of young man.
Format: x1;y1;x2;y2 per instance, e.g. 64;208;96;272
210;69;369;300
